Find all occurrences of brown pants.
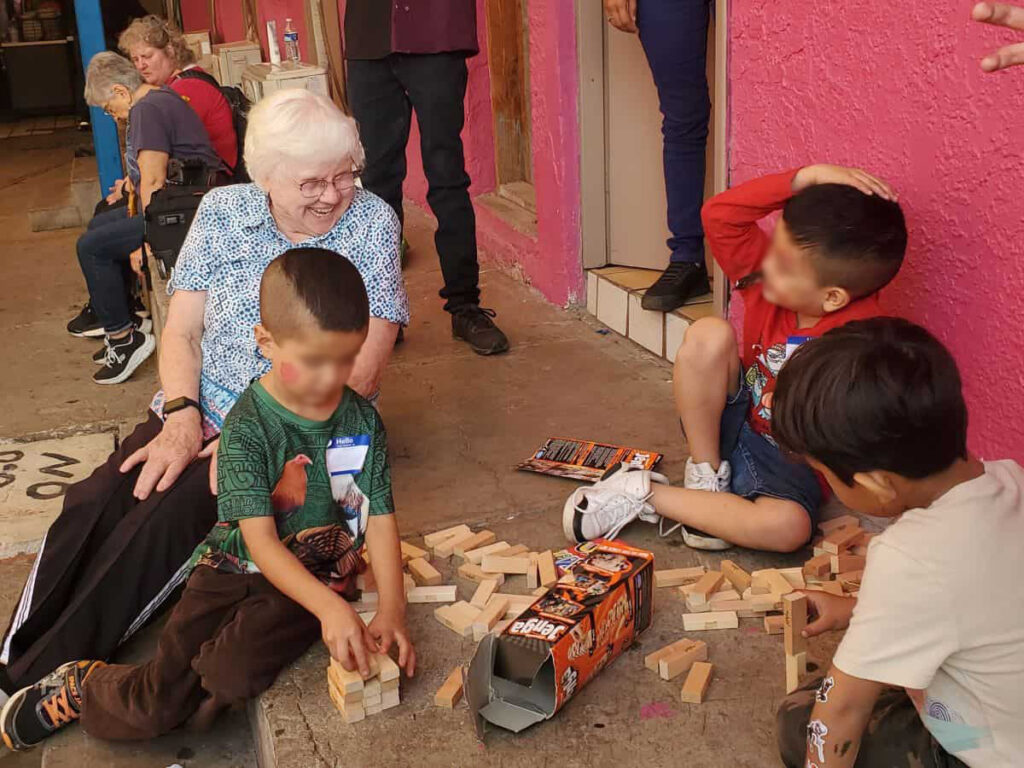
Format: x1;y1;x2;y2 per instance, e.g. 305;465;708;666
777;675;969;768
79;566;320;741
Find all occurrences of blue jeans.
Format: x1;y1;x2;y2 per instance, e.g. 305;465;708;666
637;0;711;265
76;206;144;334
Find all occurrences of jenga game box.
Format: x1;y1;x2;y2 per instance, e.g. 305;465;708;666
466;539;654;736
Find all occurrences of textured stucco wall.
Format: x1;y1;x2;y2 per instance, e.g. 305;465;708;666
728;0;1024;462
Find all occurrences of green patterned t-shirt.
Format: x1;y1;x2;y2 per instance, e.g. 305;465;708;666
190;380;394;583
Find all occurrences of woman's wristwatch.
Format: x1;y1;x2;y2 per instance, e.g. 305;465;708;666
164;396;201;416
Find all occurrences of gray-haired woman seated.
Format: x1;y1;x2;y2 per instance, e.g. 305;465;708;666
0;89;408;696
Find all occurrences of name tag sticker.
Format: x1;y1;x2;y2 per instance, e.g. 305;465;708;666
784;335;815;361
326;434;370;477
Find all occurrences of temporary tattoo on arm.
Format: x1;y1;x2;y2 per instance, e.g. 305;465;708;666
816;676;835;703
807;719;828;764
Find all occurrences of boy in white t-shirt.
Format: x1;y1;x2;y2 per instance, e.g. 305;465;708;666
770;317;1024;768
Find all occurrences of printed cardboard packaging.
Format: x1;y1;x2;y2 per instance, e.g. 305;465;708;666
466;539;654;736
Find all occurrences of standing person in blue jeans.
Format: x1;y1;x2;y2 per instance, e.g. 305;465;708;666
605;0;712;312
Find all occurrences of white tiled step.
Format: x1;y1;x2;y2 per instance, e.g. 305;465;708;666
586;267;715;363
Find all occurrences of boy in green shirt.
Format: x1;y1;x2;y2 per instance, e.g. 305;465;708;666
1;247;414;749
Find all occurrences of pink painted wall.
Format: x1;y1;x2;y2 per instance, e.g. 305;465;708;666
727;0;1024;462
181;0;310;61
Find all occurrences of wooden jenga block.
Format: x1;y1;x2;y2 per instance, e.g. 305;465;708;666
684;593;711;613
537;550;558;588
653;566;707;588
764;615;785;634
525;553;540;589
328;661;366;694
680;661;713;704
435;529;482;558
406;585;457;603
453;530;496;557
777;567;806;589
481;554;533;575
838;570;864;591
802;554;832;578
472;596;511;641
434;601;480;637
823;525;862;554
470;578;500;608
400;540;428;560
688;571;725;606
408;557;443;587
502;594;537;619
720;560;751;593
683;611;738;631
820;580;844;596
463;541;511;564
754;569;794;598
502;544;531;557
532;586;549;596
818;514;860;534
375;653;400;682
658;640;708;681
709;588;742;603
403;573;416;593
328;682;366;723
830;554;866;574
435;667;464;708
644;637;698;672
783;593;807;656
785;652;807;694
382;688;400;710
491;618;513;636
457;562;506;586
423;524;472;548
710;595;778;614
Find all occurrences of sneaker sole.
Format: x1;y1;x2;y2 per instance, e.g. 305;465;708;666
452;332;510;356
680;527;734;552
67;326;106;339
93;334;156;385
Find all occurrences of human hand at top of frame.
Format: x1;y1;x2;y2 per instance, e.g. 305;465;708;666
791;164;898;202
972;2;1024;71
604;0;638;34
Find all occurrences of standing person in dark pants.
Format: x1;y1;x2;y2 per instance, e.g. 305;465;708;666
344;0;510;355
605;0;712;312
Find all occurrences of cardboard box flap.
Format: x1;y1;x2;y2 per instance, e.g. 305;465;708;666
467;634;497;740
477;699;548;734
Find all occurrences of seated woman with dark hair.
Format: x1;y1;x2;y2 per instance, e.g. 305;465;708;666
68;51;222;384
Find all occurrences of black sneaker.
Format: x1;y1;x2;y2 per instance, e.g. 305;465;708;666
0;660;104;752
641;262;711;312
66;303;105;338
451;306;510;356
91;317;153;364
130;294;150;319
92;329;155;385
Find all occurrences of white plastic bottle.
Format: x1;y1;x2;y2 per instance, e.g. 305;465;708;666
283;19;300;63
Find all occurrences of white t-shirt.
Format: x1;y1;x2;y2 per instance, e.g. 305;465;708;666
834;460;1024;767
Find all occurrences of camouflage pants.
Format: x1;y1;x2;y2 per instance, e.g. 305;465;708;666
776;675;969;768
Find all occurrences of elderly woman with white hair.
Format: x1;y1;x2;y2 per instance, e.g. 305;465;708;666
0;89;407;699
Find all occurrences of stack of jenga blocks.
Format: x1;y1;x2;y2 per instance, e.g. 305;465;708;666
327;652;401;723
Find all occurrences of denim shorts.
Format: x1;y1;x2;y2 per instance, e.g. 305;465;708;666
718;375;823;529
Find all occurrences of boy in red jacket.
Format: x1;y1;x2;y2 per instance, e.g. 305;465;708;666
563;165;906;553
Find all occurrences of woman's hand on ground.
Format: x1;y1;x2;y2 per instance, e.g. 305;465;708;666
200;437;219;495
119;411;203;499
604;0;638;33
322;601;379;678
791;165;897;201
973;2;1024;71
798;589;857;638
367;609;416;677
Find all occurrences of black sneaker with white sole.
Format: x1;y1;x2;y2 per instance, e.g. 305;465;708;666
66;303;105;338
91;316;153;363
92;328;155;384
0;660;105;752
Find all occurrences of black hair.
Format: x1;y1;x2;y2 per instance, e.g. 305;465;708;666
783;184;907;299
259;247;369;337
772;317;968;486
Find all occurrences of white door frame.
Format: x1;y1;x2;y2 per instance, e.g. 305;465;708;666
576;0;730;317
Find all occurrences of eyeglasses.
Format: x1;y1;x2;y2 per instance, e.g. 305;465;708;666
298;171;361;199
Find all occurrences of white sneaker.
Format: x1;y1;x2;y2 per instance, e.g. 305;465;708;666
659;458;734;551
562;463;669;543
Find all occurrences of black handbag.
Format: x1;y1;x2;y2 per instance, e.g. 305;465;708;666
144;185;208;277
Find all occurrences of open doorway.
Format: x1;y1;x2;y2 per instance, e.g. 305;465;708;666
578;0;729;343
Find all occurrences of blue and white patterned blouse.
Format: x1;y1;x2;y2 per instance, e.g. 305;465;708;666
149;183;408;438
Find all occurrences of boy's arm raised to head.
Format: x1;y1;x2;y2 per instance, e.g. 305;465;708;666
700;169;801;283
239;516;379;677
801;665;885;768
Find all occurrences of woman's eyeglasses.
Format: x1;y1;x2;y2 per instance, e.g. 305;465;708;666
298;171;361;199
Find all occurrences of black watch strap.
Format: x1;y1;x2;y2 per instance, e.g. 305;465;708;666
164;396;201;416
